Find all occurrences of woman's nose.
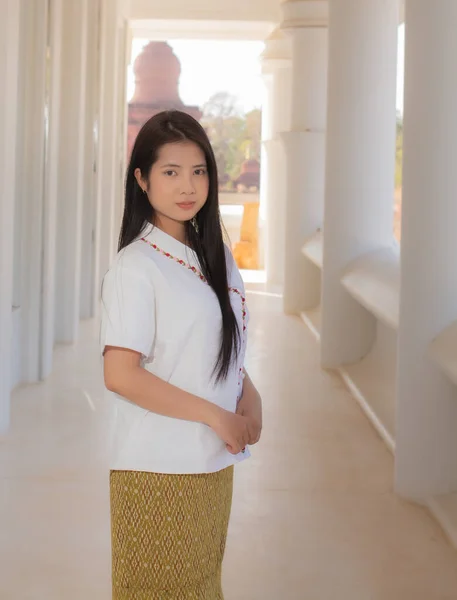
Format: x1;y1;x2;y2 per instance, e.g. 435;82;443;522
181;177;196;195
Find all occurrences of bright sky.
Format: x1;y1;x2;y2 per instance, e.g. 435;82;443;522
129;24;405;116
396;24;405;114
128;39;266;113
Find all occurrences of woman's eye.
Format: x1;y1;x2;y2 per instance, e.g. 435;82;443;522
164;170;176;176
195;169;207;176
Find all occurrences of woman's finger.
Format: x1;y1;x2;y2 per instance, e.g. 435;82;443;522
226;442;239;455
243;429;251;447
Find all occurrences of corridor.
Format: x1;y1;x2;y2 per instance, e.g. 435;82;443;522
1;289;457;599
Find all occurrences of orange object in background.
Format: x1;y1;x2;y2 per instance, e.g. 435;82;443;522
232;202;259;270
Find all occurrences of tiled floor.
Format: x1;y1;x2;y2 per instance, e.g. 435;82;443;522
1;291;457;599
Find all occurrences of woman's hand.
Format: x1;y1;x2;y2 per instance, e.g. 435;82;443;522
208;408;251;455
236;370;263;445
236;394;262;445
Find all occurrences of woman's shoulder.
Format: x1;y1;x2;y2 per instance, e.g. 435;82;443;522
224;243;244;291
103;240;158;296
108;239;156;274
224;243;235;270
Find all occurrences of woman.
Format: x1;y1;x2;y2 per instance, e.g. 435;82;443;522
101;110;262;598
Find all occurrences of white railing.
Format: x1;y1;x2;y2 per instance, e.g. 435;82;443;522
300;232;400;452
341;246;400;331
301;230;323;269
428;322;457;387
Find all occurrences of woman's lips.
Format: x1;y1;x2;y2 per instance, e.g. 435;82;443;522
176;202;196;210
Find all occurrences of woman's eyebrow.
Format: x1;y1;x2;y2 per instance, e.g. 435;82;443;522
160;163;207;168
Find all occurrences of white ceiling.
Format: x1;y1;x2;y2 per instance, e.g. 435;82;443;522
127;0;405;39
129;0;281;23
129;19;276;41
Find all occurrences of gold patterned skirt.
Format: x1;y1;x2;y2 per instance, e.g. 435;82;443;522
110;466;234;599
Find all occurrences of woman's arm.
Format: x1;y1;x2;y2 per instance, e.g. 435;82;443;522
104;346;251;455
236;369;262;445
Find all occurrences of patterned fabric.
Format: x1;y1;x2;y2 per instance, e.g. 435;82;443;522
140;237;208;282
140;236;247;332
140;235;248;400
110;467;234;599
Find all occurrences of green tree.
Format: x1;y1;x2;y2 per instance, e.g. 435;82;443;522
244;109;262;160
201;92;241;180
201;92;262;184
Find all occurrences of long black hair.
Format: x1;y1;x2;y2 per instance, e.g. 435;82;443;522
120;110;239;382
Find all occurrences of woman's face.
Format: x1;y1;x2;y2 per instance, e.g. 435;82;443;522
135;141;209;232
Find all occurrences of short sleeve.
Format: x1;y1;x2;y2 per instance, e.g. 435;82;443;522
100;262;156;358
224;244;245;293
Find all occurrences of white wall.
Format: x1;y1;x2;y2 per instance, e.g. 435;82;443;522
0;0;21;432
0;0;130;430
8;0;63;389
18;0;50;383
11;0;28;390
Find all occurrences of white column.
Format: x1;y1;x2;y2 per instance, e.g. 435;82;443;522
18;0;50;382
261;28;292;287
0;0;20;432
113;16;130;241
40;0;63;377
54;0;88;343
93;0;126;318
395;0;457;500
80;0;101;321
257;94;269;272
320;0;398;367
280;0;328;314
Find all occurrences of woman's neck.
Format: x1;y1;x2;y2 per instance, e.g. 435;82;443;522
153;214;187;245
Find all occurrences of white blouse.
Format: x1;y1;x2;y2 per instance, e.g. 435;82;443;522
100;224;251;474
